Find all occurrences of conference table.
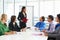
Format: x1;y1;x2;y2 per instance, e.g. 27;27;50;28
0;28;48;40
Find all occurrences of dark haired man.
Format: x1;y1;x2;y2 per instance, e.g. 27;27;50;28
44;14;60;40
47;15;55;32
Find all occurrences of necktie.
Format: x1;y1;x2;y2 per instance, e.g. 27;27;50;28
48;24;51;30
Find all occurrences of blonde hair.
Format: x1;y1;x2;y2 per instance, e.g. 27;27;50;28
1;14;7;20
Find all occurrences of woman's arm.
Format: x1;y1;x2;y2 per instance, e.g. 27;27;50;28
18;12;22;21
4;31;16;35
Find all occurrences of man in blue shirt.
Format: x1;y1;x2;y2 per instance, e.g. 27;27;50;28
35;16;46;31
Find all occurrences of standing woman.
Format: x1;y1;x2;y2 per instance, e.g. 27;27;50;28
18;6;27;32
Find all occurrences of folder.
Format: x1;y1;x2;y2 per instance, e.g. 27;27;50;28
22;18;28;23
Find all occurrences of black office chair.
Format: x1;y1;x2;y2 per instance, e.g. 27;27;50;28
47;37;56;40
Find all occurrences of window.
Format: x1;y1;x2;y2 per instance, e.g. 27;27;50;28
27;1;40;25
15;0;26;2
40;0;55;17
4;0;14;20
27;0;39;2
0;0;3;14
40;0;60;17
55;0;60;17
0;0;60;26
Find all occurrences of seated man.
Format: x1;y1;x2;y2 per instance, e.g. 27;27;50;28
44;14;60;40
0;14;16;36
46;15;55;32
35;16;46;31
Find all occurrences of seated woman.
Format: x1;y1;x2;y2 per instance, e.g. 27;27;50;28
9;15;20;32
35;16;46;31
0;14;16;36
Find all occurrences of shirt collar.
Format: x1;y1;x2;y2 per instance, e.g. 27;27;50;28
0;21;5;25
49;21;53;24
40;21;44;23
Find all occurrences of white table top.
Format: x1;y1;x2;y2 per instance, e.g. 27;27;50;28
0;28;48;40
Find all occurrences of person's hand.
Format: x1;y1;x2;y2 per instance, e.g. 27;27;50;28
10;31;16;34
21;28;26;32
42;30;46;33
5;31;16;35
35;28;39;31
44;32;48;36
21;20;23;22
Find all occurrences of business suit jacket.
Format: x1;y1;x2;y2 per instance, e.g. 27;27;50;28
9;22;20;32
48;26;60;40
18;12;27;29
